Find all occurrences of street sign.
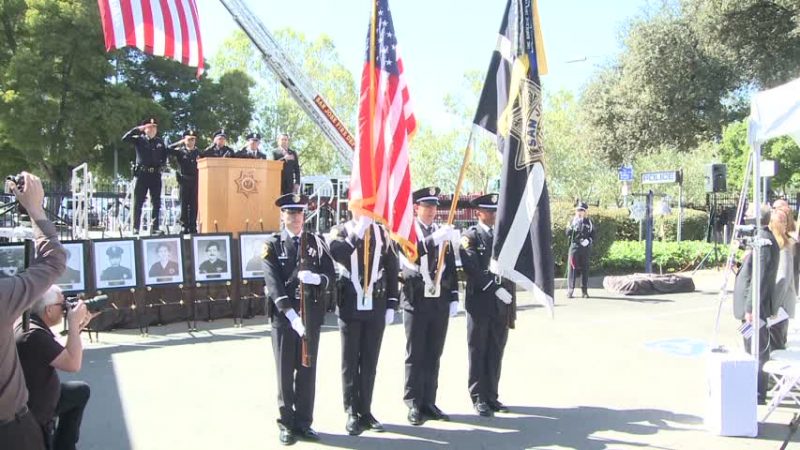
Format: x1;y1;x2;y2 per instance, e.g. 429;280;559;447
618;166;633;182
642;170;680;184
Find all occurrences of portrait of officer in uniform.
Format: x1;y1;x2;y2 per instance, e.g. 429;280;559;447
144;239;183;284
55;244;85;290
240;235;270;277
96;243;136;289
199;242;227;273
193;236;232;282
0;245;24;278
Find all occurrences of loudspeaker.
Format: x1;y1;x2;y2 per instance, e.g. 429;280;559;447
705;164;727;193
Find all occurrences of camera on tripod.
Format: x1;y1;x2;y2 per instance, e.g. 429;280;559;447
62;294;109;314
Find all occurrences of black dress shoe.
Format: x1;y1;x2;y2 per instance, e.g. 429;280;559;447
582;293;589;298
408;407;424;426
346;414;363;435
278;428;296;446
488;400;510;413
474;401;493;417
424;404;450;421
360;413;385;432
294;427;320;441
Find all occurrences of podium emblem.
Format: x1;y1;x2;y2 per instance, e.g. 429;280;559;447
234;170;259;198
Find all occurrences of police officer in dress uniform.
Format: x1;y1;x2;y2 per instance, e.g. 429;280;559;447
201;129;234;158
56;248;81;285
329;212;399;435
272;133;301;195
122;117;167;234
198;242;227;274
234;132;267;159
168;129;200;233
262;193;336;446
566;202;596;298
148;243;180;277
460;194;515;417
100;246;132;282
401;187;461;426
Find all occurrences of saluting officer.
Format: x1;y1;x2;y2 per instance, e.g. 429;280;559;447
566;201;596;298
168;129;200;233
201;129;234;158
234;132;267;159
262;194;335;446
122;117;167;234
401;187;461;426
460;194;514;417
329;212;399;436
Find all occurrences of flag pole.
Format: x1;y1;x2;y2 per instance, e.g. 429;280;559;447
364;0;378;294
433;129;475;288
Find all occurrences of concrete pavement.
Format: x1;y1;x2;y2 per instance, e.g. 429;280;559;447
60;270;800;449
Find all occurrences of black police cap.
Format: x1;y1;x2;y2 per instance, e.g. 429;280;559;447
275;193;308;210
412;186;440;205
576;202;589;211
106;246;124;257
470;193;499;209
183;129;198;138
246;132;261;141
140;117;158;126
212;129;227;139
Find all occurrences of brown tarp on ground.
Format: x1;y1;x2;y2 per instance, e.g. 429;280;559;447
603;273;695;296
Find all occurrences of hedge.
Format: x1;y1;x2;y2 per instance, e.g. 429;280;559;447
599;240;723;274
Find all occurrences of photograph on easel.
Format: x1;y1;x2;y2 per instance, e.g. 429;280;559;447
192;234;232;282
239;233;271;279
92;239;138;290
55;242;87;293
0;243;26;279
141;236;184;286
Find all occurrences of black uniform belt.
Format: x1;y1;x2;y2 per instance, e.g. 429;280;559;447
0;405;29;426
135;165;161;173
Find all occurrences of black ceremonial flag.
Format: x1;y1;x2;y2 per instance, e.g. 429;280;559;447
473;0;554;315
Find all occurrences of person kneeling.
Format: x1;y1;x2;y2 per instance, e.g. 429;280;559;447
15;286;93;450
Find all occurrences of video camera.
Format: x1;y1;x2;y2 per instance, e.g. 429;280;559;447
3;174;25;194
62;294;109;314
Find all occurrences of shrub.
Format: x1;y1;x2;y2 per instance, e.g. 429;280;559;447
654;209;709;241
599;240;722;274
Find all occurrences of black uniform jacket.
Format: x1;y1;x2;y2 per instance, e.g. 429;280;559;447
122;128;167;167
400;222;458;312
459;224;513;318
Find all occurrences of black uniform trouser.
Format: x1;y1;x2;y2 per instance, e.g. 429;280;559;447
467;312;508;405
271;322;320;430
133;172;162;231
403;305;449;409
769;319;788;350
178;177;198;233
744;323;771;402
47;381;90;450
568;247;589;294
0;408;45;450
339;316;385;416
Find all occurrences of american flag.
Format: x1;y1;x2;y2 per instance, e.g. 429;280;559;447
350;0;418;260
97;0;204;75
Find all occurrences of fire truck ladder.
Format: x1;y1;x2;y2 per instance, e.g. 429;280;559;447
218;0;356;165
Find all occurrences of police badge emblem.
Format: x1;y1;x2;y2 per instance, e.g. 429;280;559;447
428;187;436;196
461;235;471;250
292;194;300;203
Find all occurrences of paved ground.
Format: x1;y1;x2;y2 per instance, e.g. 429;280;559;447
59;270;800;449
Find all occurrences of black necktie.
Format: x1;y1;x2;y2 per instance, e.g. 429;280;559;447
292;236;300;254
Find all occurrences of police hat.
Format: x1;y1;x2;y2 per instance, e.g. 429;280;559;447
106;246;124;258
246;132;261;141
183;129;198;138
470;193;499;210
140;117;158;126
413;187;440;205
576;202;589;211
275;193;308;210
212;129;227;139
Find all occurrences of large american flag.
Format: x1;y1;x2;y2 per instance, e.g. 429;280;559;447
97;0;204;75
350;0;418;260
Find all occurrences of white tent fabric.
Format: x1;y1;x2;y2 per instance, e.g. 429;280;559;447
748;76;800;146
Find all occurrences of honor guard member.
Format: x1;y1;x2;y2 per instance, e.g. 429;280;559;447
99;246;132;282
329;212;399;435
273;133;301;194
167;129;200;233
262;193;335;446
566;202;596;298
460;194;514;417
122;117;167;234
201;129;234;158
400;187;461;426
234;132;267;159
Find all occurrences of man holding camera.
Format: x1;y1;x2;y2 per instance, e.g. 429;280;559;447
15;286;92;450
0;173;67;450
122;117;168;235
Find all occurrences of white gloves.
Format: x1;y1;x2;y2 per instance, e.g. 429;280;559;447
432;224;460;246
449;301;458;317
580;239;590;247
297;270;321;285
354;216;373;239
285;309;306;337
495;287;513;305
385;309;395;325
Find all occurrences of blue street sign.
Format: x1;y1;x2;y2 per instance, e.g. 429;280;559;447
618;166;633;182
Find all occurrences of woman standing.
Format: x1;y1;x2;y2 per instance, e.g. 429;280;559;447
768;208;796;349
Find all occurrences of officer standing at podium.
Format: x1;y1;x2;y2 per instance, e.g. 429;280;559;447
168;129;200;234
272;133;301;194
122;117;167;235
201;129;234;158
234;132;267;159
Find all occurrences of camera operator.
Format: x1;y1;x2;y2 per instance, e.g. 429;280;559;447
15;286;93;450
0;172;67;450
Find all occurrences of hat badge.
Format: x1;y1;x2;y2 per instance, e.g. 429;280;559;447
292;194;300;203
428;187;436;196
491;194;498;203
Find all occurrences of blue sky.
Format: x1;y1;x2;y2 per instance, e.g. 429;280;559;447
198;0;652;128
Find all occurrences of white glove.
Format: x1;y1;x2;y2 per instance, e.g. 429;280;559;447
495;287;513;305
285;309;306;337
580;239;589;247
449;301;458;317
385;309;395;325
297;270;321;285
355;216;373;239
431;224;454;246
449;229;461;246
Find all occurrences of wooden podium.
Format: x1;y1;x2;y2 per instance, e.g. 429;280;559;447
197;158;282;235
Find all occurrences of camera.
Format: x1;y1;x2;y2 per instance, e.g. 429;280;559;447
62;294;109;314
4;174;24;194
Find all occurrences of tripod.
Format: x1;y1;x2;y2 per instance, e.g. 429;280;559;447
694;192;722;273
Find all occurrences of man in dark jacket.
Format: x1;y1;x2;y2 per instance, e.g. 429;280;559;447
201;129;234;158
733;204;779;404
565;202;596;298
234;132;267;159
272;133;301;195
167;129;201;234
122;117;167;234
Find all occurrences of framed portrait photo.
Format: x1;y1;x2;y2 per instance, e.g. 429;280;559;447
0;242;27;280
55;241;87;293
92;239;138;290
239;233;271;279
192;234;232;282
141;236;184;286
